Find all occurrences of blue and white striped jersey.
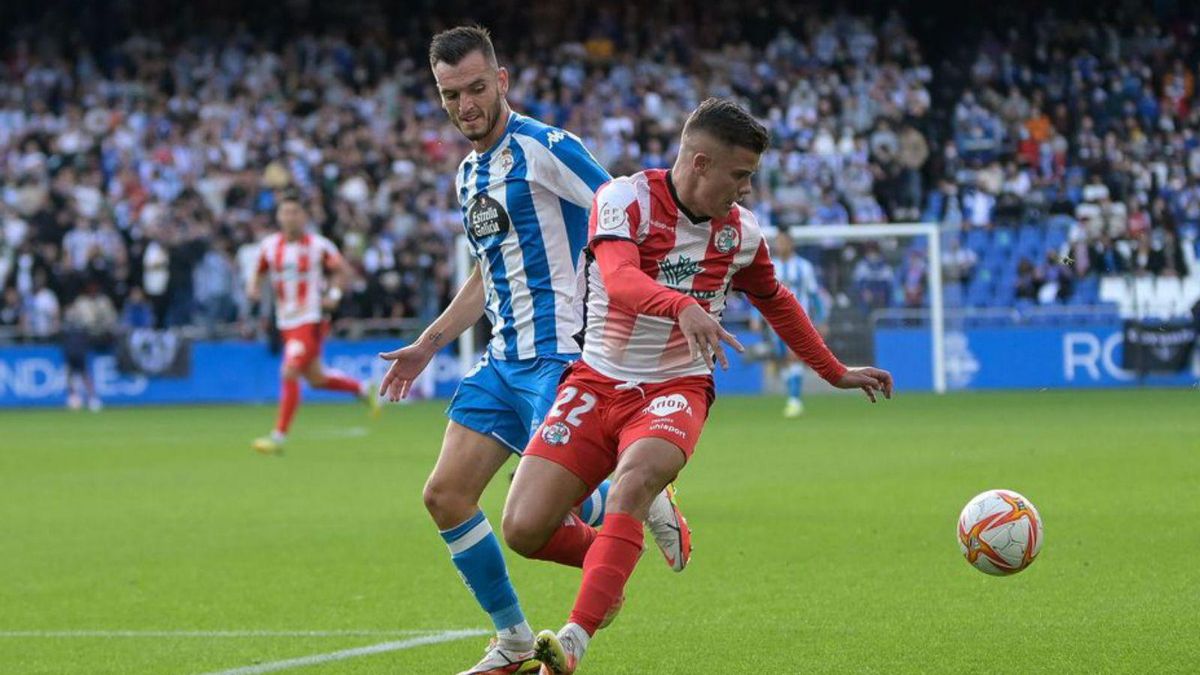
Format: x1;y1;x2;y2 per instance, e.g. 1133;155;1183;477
455;112;611;360
774;254;826;322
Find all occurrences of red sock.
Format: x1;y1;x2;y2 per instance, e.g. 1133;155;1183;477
276;378;300;434
530;513;597;568
568;512;644;635
318;371;362;395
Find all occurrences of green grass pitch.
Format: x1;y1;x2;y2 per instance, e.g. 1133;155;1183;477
2;389;1197;673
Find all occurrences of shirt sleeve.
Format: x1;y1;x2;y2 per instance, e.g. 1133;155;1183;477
541;129;612;208
588;178;639;243
591;238;698;318
732;241;847;383
319;237;343;273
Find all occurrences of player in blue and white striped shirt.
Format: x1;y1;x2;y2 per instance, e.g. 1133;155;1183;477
770;230;829;418
378;26;688;675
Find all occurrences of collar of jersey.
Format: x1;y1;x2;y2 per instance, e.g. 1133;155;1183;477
665;170;709;225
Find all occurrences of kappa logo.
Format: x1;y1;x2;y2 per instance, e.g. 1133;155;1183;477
547;130;566;149
642;394;692;417
541;421;572;446
658;255;704;286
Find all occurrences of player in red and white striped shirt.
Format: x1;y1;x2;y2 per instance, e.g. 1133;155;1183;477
503;99;894;674
248;194;378;454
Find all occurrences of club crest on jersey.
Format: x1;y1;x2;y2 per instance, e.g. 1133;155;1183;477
642;394;693;417
467;193;511;242
714;225;740;253
541;422;571;446
494;148;514;176
658;255;704;286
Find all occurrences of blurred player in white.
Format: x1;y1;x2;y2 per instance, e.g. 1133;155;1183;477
766;230;830;417
247;193;378;454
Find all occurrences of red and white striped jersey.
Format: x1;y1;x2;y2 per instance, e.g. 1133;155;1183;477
255;232;342;330
581;169;766;383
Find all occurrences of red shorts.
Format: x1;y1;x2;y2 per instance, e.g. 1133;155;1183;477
525;360;715;493
280;321;329;370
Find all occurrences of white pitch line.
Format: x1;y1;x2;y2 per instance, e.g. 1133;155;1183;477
197;629;488;675
0;629;467;638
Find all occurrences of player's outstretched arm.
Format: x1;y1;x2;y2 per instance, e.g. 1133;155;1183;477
378;264;485;401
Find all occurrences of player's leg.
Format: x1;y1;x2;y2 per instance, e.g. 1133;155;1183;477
303;358;380;415
536;439;687;675
252;333;306;454
784;352;805;418
503;456;596;568
431;422;539;675
441;358;549;674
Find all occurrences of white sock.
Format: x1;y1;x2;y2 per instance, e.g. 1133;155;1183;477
562;622;590;654
270;430;286;444
498;620;534;651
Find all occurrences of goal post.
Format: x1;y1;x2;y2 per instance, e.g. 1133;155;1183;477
783;222;947;394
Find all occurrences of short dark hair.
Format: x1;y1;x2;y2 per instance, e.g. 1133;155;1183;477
683;98;770;154
429;25;497;69
278;188;304;206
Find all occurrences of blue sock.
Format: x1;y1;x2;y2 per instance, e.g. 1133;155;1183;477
786;364;803;400
440;510;524;632
578;480;610;527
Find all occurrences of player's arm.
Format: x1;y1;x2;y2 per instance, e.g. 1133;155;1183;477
733;241;892;402
246;246;267;306
378;264;485;401
321;245;351;311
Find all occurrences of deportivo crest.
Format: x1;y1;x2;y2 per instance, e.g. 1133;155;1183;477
466;193;511;242
714;225;740;253
643;394;693;417
541;422;571;446
494;148;514;176
658;255;704;286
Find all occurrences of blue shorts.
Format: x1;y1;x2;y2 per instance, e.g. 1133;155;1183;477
446;353;577;455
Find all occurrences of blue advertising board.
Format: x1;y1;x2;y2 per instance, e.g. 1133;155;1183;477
875;324;1199;391
0;330;765;408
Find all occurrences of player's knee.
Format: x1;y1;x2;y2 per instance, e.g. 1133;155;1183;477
500;510;546;558
422;476;474;528
607;470;661;516
281;364;301;380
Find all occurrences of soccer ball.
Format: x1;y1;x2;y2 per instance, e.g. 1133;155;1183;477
957;489;1043;575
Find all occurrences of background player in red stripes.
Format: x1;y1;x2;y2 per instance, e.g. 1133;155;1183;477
247;193;379;454
501;99;894;674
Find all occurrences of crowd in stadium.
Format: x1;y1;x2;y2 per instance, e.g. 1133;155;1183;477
1;4;1199;340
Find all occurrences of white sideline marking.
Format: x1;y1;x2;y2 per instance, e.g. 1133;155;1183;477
0;629;463;638
198;629;488;675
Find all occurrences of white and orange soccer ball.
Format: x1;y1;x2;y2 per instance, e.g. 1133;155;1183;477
957;489;1043;575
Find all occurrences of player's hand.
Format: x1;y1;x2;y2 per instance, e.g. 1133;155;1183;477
377;343;436;401
247;287;260;305
834;366;894;403
678;303;744;371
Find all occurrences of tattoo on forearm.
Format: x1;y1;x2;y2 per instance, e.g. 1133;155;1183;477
426;331;443;347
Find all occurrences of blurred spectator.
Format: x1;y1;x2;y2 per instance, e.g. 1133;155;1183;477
61;280;117;411
852;243;895;312
120;287;155;330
